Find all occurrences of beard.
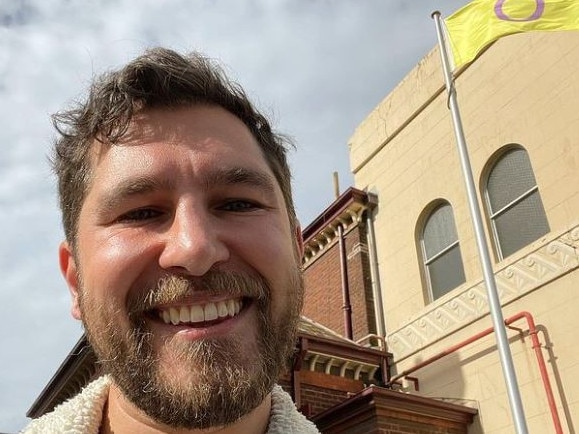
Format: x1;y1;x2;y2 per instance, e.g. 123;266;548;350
78;267;304;430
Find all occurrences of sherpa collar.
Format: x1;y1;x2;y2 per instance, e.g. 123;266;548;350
22;376;320;434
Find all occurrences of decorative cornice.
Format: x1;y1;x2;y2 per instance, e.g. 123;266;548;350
302;188;375;267
388;225;579;361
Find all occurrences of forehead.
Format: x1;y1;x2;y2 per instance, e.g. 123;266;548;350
88;105;276;182
99;105;263;158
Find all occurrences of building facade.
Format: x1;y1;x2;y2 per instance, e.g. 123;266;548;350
349;31;579;433
301;187;381;342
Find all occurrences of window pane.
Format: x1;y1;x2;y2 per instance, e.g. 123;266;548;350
421;202;466;301
487;148;537;213
494;191;550;258
428;244;466;300
423;204;458;260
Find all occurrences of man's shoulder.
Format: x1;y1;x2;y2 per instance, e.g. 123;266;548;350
20;375;110;434
21;379;320;434
268;385;320;434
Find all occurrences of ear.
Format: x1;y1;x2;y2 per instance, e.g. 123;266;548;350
294;222;304;260
59;241;82;320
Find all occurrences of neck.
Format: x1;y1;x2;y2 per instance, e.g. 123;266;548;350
100;384;272;434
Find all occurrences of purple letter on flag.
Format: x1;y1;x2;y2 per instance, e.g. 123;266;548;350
495;0;544;21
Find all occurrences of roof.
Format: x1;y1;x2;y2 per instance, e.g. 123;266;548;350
298;316;356;344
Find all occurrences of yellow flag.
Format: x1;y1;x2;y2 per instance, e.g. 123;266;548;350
445;0;579;68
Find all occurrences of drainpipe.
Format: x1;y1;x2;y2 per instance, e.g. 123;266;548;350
515;312;563;434
365;197;386;338
291;337;308;409
386;311;563;434
337;223;353;340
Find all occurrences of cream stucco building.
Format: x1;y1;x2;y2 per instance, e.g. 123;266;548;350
350;31;579;433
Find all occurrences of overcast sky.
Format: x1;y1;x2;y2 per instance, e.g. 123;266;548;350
0;1;469;431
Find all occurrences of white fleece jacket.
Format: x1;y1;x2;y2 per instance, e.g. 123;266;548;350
22;376;320;434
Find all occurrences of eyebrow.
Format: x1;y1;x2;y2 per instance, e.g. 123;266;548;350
203;167;277;196
97;166;277;213
98;177;171;215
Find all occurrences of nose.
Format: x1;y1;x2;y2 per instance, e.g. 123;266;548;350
158;205;230;275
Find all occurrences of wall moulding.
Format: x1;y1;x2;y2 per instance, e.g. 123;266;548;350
387;224;579;361
302;187;374;267
303;209;368;267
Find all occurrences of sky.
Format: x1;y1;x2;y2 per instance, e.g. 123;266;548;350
0;0;469;431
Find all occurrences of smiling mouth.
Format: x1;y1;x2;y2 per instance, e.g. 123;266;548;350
151;298;245;327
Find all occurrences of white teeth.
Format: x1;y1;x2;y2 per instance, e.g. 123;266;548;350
190;305;204;323
217;301;228;318
204;303;218;321
179;306;190;323
162;310;171;324
227;299;236;316
169;307;180;325
158;298;243;325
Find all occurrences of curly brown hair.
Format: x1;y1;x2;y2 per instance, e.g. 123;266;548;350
51;47;296;247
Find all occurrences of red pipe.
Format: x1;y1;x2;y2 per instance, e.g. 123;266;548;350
337;224;353;340
514;311;563;434
388;325;495;385
386;311;563;434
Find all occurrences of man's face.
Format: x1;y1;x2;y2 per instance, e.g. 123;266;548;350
59;106;304;429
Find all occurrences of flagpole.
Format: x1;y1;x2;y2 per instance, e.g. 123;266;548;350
431;11;529;434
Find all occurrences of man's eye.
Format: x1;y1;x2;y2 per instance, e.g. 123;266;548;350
117;208;161;222
220;200;260;212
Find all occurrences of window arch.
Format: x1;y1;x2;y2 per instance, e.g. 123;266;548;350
484;146;549;260
420;202;466;302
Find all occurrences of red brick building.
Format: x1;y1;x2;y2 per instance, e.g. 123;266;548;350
302;188;380;342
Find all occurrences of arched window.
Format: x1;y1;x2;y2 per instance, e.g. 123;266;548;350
420;202;466;301
485;147;549;260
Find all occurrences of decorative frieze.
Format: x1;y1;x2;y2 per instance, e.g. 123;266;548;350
303;204;367;266
388;226;579;361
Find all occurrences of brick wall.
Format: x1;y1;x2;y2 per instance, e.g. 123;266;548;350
301;384;351;416
303;221;376;341
277;369;363;418
345;223;376;340
303;237;344;334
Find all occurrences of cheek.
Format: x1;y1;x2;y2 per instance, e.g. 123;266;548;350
78;233;151;302
238;221;296;264
239;225;300;312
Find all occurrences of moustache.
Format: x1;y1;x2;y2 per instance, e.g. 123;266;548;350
127;270;270;318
